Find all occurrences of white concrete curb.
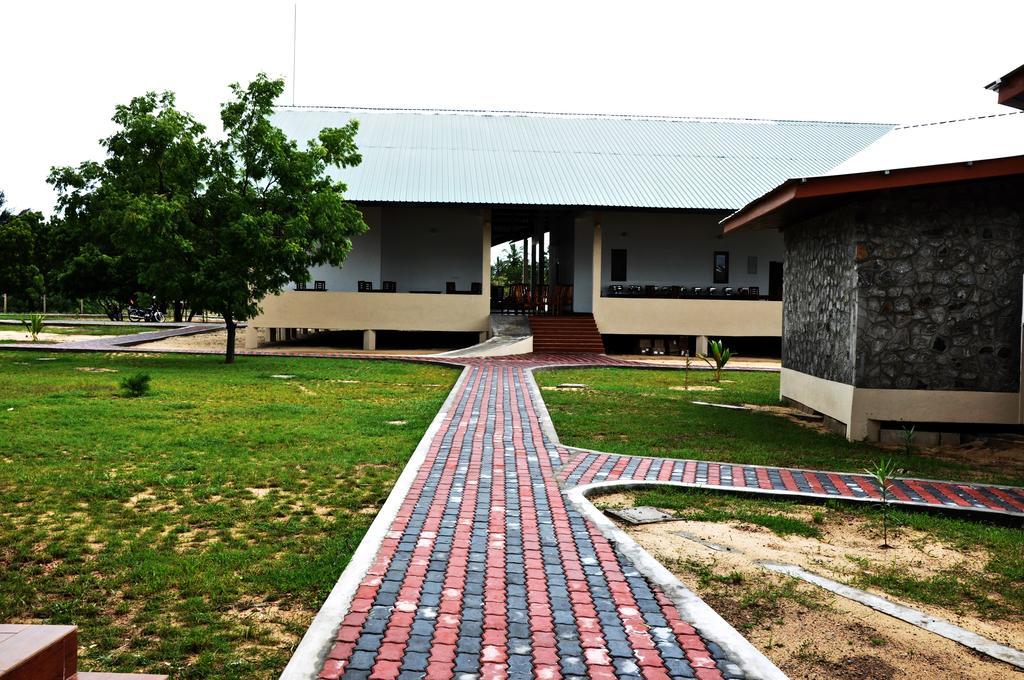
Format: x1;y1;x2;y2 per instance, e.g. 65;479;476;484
759;562;1024;670
279;366;471;680
565;482;790;680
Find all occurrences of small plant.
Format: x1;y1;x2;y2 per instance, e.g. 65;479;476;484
865;457;900;548
901;425;916;456
699;339;732;382
21;313;45;342
120;372;152;398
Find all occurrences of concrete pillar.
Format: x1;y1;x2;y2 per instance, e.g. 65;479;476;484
482;208;491;295
479;331;488;344
363;329;376;351
244;324;259;350
847;416;880;442
591;215;602;315
522;238;529;283
696;335;709;356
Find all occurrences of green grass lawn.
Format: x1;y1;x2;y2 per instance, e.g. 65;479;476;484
536;367;1024;487
621;487;1024;622
0;351;457;678
0;324;160;341
44;324;163;336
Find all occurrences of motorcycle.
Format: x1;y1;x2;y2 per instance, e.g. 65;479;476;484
127;297;165;323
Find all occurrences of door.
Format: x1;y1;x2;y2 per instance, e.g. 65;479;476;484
768;261;783;301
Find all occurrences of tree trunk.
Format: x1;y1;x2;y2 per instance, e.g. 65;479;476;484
225;312;236;364
173;301;184;323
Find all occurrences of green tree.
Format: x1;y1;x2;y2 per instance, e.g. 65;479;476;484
49;74;367;362
491;242;551;287
491;242;525;286
0;192;45;305
198;75;366;362
48;91;207;319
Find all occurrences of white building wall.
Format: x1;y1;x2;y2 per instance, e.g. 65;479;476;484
303;205;484;293
573;215;595;312
305;205;382;291
381;205;483;292
599;211;783;292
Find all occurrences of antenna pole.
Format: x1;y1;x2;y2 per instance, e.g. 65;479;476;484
292;3;297;106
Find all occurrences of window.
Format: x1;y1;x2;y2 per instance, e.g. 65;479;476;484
611;249;628;282
713;251;729;284
747;255;758;275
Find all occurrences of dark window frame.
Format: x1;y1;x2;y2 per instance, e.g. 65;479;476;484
713;251;729;284
610;249;628;282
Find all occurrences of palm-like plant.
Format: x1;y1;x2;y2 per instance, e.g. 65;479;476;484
699;339;731;382
21;313;44;342
866;457;900;548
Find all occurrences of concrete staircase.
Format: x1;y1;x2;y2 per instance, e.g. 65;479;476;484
0;624;166;680
529;314;605;354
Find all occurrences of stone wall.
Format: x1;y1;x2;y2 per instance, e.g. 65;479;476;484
783;177;1024;393
782;206;858;383
853;178;1024;392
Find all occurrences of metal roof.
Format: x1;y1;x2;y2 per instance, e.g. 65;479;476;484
272;108;893;210
825;111;1024;176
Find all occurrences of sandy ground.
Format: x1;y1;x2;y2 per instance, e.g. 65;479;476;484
598;492;1023;679
138;331;785;365
136;329;449;356
0;330;101;344
620;354;781;370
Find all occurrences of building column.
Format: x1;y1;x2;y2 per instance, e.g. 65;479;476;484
363;329;376;351
482;209;491;293
591;214;602;315
695;335;709;356
244;324;259;349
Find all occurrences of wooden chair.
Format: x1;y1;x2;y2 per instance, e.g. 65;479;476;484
560;284;574;314
446;281;457;294
295;281;307;291
314;280;326;291
471;281;482;294
382;280;396;292
532;286;548;313
358;280;372;292
507;284;530;314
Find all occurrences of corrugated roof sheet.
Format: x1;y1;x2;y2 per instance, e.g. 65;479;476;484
273;108;894;210
826;111;1024;175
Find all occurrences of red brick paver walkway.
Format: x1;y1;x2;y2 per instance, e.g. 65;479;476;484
319;363;744;680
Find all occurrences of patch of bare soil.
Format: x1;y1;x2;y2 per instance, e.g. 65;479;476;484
601;494;1023;679
668;385;721;392
137;329;450;356
226;596;314;648
0;330;99;344
619;355;782;371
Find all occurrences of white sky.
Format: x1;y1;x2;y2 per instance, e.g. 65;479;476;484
1;0;1021;213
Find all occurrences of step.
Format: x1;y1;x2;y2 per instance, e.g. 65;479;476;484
73;674;169;679
0;624;76;680
0;625;166;680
